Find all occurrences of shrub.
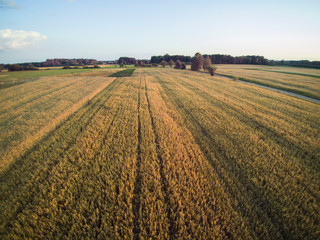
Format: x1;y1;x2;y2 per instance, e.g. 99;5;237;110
169;60;175;67
208;66;217;76
160;60;167;67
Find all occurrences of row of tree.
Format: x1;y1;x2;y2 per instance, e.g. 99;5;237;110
151;54;192;64
6;64;39;72
159;60;186;69
41;58;99;67
203;54;269;65
150;53;269;65
2;58;112;72
273;60;320;69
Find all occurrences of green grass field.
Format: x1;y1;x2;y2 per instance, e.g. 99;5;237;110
109;68;136;77
0;67;319;239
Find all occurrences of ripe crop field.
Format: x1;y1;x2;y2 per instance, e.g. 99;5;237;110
0;68;119;171
0;68;115;89
215;64;320;100
0;67;319;239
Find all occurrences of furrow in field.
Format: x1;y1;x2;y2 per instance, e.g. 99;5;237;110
216;67;320;100
134;69;169;239
0;78;129;238
143;71;175;239
164;71;320;177
178;73;320;204
153;68;319;239
0;76;87;114
0;76;114;172
164;70;320;199
143;69;252;239
132;73;142;240
154;71;275;239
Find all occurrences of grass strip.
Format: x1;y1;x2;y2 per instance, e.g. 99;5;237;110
217;73;320;100
244;68;320;79
109;69;136;77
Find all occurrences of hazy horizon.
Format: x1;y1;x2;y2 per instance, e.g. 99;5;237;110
1;0;320;64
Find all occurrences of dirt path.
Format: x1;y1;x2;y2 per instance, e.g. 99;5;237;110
216;74;320;104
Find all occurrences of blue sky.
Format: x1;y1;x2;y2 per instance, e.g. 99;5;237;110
1;0;320;63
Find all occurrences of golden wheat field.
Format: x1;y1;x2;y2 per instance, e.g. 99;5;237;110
215;64;320;100
0;68;119;171
0;67;319;239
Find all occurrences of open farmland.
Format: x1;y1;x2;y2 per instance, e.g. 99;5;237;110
0;67;319;239
0;67;117;89
0;68;120;171
215;64;320;100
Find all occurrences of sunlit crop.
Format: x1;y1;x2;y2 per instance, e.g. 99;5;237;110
0;67;319;239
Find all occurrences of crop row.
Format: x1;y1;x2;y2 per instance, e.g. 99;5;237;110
1;68;319;239
0;72;115;171
151;68;320;239
215;66;320;100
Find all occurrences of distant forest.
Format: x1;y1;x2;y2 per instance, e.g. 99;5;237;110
0;59;111;71
150;54;320;69
1;55;320;72
272;60;320;69
151;54;269;65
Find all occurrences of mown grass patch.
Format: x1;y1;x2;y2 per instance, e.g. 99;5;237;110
109;69;136;77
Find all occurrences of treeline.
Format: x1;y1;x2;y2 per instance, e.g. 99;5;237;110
273;60;320;69
203;54;269;65
40;58;99;67
5;64;39;72
1;58;111;72
151;54;192;64
150;54;269;65
117;57;150;66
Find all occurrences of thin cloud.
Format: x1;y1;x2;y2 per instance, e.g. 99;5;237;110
0;0;19;9
0;29;48;50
